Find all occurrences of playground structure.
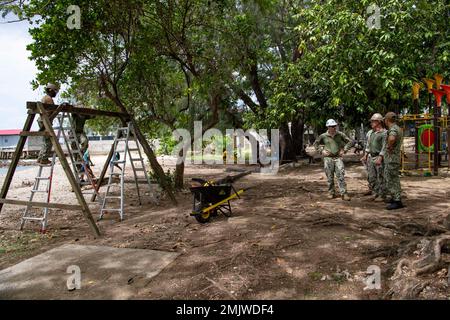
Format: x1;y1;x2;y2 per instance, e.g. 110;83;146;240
400;74;450;176
0;102;168;236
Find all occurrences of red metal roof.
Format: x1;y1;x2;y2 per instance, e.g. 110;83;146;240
0;130;22;136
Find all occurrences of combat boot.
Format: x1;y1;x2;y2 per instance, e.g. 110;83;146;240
383;197;394;203
386;201;404;210
342;193;351;201
327;193;336;200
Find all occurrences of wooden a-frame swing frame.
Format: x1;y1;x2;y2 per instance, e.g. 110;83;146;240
0;102;138;237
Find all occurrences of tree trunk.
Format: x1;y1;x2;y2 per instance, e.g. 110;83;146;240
174;147;185;190
131;119;178;205
280;122;296;163
101;80;178;205
174;162;184;190
291;116;306;157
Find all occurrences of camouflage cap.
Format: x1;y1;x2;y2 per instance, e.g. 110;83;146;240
384;112;398;122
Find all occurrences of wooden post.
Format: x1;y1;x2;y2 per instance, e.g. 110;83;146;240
131;118;178;205
0;112;35;212
91;142;114;202
447;127;450;170
433;108;439;176
37;103;101;237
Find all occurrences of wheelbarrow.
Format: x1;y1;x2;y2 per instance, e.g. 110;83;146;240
189;172;250;223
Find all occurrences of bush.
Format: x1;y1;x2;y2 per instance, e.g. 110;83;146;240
148;168;175;189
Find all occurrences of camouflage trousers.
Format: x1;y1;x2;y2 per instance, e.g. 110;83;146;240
323;157;347;195
384;161;402;201
71;133;89;171
367;154;385;197
37;117;53;161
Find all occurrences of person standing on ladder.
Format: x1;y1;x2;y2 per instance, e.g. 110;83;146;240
37;83;59;165
313;119;354;201
361;113;387;201
71;107;94;172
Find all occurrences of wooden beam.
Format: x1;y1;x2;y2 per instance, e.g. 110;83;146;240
91;142;115;202
0;113;35;212
37;102;101;237
20;131;51;137
131;118;178;205
27;102;130;120
0;199;82;211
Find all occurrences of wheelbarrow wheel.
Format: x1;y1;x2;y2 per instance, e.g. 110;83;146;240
195;210;211;223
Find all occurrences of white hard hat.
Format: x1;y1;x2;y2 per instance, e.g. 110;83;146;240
45;83;59;92
326;119;338;127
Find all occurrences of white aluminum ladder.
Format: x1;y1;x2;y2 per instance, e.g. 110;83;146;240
99;122;156;221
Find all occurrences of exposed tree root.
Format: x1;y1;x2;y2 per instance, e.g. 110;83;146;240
413;235;450;275
386;234;450;299
363;220;447;237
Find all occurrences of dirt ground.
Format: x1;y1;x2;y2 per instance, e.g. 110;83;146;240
0;151;449;300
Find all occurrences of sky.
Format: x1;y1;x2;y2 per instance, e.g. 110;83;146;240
0;16;41;130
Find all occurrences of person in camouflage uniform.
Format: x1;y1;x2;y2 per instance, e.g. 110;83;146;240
361;113;387;201
71;111;94;173
314;119;354;201
37;84;59;165
72;112;93;153
377;112;404;210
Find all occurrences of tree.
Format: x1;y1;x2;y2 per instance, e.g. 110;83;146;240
3;0;178;203
290;0;450;126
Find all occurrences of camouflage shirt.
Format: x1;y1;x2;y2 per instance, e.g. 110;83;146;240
381;124;403;164
365;129;387;155
314;131;353;157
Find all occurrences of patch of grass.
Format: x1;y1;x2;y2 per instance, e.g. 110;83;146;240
0;232;46;256
331;273;347;284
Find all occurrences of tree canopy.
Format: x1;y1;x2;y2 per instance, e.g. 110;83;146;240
1;0;449;177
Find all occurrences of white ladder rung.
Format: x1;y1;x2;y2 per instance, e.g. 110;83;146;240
22;217;45;222
31;189;48;193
